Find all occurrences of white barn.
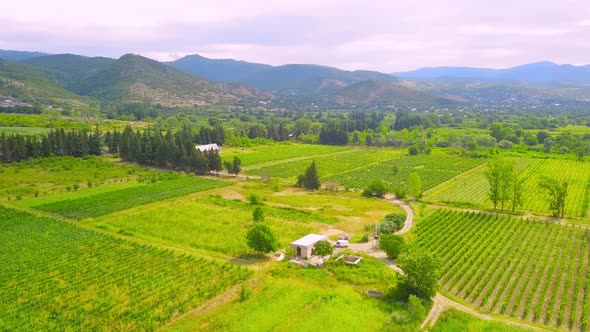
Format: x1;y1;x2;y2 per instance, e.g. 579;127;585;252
290;234;327;259
195;143;221;153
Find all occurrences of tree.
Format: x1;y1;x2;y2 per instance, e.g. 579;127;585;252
511;172;526;212
538;176;568;218
407;172;423;200
362;180;388;198
379;234;405;259
313;240;333;256
397;248;441;298
246;224;279;253
225;157;242;176
297;160;320;190
484;157;514;210
253;206;265;222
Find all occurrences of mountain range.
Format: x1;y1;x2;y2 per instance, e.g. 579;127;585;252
1;49;589;108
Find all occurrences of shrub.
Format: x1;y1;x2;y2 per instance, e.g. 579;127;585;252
252;206;265;222
314;240;333;256
380;213;406;234
379;234;405;259
246;224;279;253
248;193;263;205
362;180;388;198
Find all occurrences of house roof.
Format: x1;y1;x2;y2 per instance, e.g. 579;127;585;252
195;143;220;152
291;234;327;247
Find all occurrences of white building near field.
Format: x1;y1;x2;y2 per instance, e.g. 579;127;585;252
290;234;327;259
195;143;221;153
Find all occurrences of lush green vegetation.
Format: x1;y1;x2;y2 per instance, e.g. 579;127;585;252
430;309;531;332
416;210;590;331
0;156;155;201
425;157;590;218
222;143;351;167
35;176;229;219
166;255;426;332
0;206;251;331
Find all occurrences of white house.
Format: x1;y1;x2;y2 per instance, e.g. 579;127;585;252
195;143;221;153
290;234;327;259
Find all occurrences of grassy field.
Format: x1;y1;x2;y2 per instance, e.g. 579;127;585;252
0;113;150;131
165;254;424;332
0;126;52;135
87;195;318;257
429;309;531;332
35;176;230;219
425;157;590;218
0;206;251;331
221;143;352;167
415;209;590;331
0;156;156;201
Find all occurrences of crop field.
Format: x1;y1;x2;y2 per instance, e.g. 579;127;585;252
0;113;150;131
0;126;52;135
35;176;230;219
327;154;484;190
246;147;405;179
0;206;251;331
425;158;590;218
88;195;319;257
415;210;590;331
0;156;156;201
165;255;423;332
221;143;351;167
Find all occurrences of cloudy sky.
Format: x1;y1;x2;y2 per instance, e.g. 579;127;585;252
2;0;590;72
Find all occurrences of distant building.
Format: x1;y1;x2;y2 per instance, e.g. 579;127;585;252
290;234;327;259
195;143;221;153
0;100;33;108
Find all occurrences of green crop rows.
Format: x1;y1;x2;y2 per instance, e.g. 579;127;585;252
426;158;590;218
0;206;251;331
34;176;230;219
416;210;590;331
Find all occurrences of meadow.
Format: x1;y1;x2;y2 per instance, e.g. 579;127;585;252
415;209;590;331
0;126;52;135
429;309;530;332
35;176;230;219
0;206;251;331
165;255;424;332
425;157;590;218
221;143;352;167
0;156;155;201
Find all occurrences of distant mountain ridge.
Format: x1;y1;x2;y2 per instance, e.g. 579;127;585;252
0;49;48;62
393;62;590;86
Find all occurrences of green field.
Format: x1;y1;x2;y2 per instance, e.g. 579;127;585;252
0;156;156;201
416;210;590;331
166;255;424;332
88;195;318;257
35;176;230;219
0;126;52;135
430;309;531;332
221;143;352;167
425;157;590;218
0;206;251;331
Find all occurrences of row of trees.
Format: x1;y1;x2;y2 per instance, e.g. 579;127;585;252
0;130;101;163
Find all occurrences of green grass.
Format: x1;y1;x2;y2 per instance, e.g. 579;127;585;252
221;143;352;167
0;113;150;131
0;156;156;201
88;195;317;257
425;157;590;218
430;309;531;332
35;176;230;219
415;209;590;331
0;126;52;135
165;255;424;332
0;206;251;331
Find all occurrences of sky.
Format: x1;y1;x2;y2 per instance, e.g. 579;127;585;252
2;0;590;72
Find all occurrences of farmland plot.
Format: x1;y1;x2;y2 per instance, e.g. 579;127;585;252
221;143;351;167
416;210;590;331
0;206;251;331
35;176;230;219
425;158;590;218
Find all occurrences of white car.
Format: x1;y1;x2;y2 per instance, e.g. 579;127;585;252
334;240;349;248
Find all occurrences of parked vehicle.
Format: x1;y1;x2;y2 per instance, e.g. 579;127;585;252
334;239;349;248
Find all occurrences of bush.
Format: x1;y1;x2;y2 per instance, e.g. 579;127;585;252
408;294;426;317
408;145;419;155
248;193;264;205
362;180;389;198
239;284;251;302
379;234;405;259
252;206;265;222
314;240;333;256
380;213;406;234
246;224;279;253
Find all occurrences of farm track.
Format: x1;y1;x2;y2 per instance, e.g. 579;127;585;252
349;198;554;331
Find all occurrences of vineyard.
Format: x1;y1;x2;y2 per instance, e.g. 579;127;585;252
425;158;590;218
35;176;230;219
415;210;590;331
0;206;251;331
222;143;351;167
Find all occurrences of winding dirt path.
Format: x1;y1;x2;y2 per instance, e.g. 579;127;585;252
350;197;550;331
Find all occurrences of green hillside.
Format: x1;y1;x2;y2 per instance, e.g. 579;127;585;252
0;60;89;106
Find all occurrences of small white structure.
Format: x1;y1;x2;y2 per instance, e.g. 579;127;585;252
290;234;327;259
195;143;221;153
